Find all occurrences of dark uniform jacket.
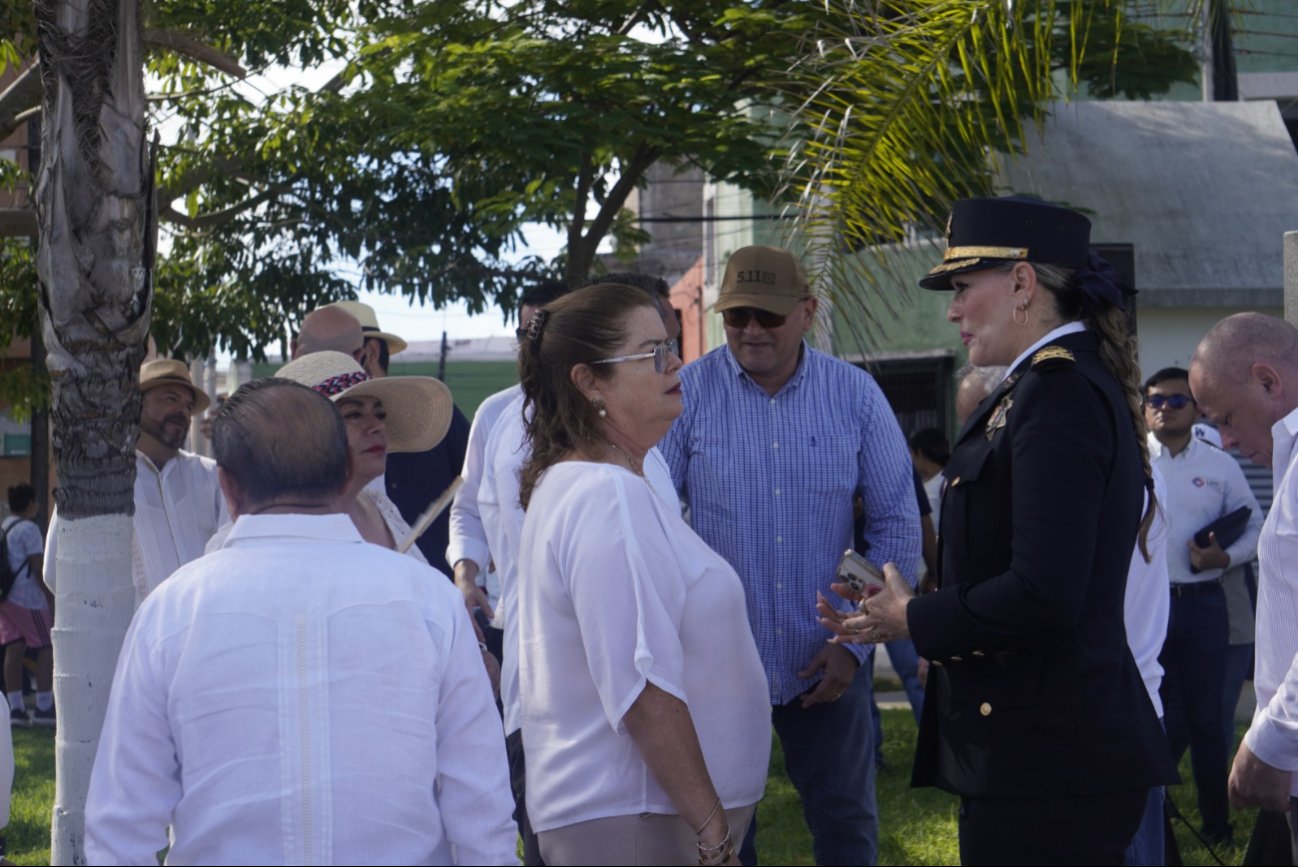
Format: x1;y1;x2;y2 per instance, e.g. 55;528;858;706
908;330;1177;798
385;405;470;576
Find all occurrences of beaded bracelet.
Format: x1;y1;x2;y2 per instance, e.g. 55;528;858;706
697;829;733;866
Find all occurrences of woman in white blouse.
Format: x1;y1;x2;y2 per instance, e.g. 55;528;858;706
515;285;770;866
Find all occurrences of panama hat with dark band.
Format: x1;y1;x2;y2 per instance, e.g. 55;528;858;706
275;351;452;453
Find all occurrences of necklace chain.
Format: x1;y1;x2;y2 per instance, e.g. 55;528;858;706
607;441;644;477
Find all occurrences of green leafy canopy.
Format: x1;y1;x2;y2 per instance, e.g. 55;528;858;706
1;0;1196;372
121;0;814;359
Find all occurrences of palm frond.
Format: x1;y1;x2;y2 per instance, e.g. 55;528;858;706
776;0;1194;353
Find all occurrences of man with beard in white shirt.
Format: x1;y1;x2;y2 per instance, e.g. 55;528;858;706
1144;365;1262;847
46;359;226;607
1189;313;1298;851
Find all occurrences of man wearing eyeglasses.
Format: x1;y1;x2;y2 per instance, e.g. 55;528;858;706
660;245;920;865
1144;365;1263;847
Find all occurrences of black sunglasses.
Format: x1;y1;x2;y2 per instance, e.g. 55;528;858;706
1146;394;1195;411
721;307;789;330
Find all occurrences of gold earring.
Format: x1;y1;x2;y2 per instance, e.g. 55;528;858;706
1013;304;1028;326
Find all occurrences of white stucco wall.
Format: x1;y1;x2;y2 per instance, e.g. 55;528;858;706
1135;305;1285;379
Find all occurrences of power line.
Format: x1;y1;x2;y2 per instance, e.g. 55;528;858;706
635;213;793;223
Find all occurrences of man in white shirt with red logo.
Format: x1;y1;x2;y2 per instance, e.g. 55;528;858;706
1189;313;1298;846
1144;365;1262;846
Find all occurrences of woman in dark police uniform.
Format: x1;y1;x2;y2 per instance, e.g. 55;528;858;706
822;197;1176;864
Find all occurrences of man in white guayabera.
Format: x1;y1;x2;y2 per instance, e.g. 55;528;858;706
84;378;516;865
46;358;227;608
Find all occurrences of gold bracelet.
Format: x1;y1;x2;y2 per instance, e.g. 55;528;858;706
693;796;723;836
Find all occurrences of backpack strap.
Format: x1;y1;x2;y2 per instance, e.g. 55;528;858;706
0;519;32;581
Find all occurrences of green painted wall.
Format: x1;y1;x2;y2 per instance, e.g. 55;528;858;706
827;245;965;361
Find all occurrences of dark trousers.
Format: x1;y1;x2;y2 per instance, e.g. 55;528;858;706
740;662;878;866
1159;585;1231;839
1223;641;1253;760
958;789;1147;866
507;728;544;866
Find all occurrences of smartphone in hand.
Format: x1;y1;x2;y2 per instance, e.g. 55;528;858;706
836;549;885;600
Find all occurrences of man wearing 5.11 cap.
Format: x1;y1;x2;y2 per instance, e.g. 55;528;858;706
660;245;920;865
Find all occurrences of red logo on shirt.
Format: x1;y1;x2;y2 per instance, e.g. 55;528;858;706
1192;477;1205;487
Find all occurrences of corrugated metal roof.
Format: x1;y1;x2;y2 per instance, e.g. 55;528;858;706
996;101;1298;307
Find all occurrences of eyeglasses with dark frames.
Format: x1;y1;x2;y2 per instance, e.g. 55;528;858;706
1145;394;1195;411
593;339;680;374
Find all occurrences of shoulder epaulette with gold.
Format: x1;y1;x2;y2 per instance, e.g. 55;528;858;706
1031;345;1075;371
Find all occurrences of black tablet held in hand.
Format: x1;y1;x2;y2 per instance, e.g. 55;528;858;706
1189;506;1253;573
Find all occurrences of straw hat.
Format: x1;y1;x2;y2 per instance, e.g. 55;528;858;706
324;301;409;355
274;352;452;453
139;359;211;414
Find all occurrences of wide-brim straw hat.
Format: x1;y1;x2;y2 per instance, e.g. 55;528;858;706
324;301;409;355
275;351;451;453
140;358;211;415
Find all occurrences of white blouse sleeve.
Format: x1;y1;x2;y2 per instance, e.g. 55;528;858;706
554;469;688;733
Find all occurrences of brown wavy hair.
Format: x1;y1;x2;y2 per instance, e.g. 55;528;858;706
517;284;657;509
1032;263;1158;561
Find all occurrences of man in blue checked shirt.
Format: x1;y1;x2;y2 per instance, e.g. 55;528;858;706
660;244;920;866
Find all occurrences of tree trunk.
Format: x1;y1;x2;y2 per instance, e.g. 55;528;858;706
32;1;150;862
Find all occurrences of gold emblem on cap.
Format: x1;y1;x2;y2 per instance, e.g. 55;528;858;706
942;245;1029;261
985;396;1013;441
927;258;985;276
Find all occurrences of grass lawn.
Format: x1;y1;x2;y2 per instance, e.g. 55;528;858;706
757;707;1256;866
7;728;54;866
1;710;1263;865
